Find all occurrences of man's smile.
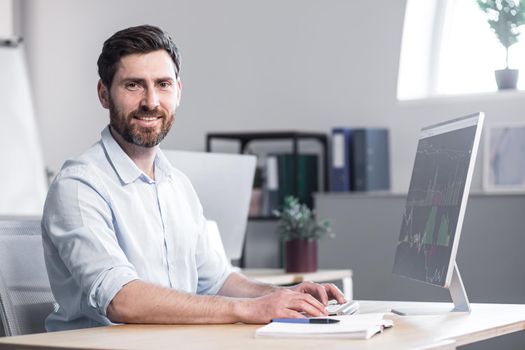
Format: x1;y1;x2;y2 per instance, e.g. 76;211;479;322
134;116;161;121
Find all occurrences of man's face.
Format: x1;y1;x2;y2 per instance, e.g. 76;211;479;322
101;50;180;148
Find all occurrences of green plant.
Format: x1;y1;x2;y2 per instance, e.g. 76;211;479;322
274;196;334;241
477;0;525;68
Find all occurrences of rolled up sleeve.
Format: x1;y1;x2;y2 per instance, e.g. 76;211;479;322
89;265;138;316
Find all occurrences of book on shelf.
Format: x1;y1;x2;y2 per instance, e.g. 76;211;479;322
255;313;394;340
250;153;320;217
249;165;264;217
351;128;390;191
330;128;353;192
276;153;318;209
329;127;390;192
262;155;279;216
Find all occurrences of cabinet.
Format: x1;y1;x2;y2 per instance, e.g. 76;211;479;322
206;131;329;212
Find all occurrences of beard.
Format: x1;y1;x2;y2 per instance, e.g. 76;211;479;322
108;99;174;148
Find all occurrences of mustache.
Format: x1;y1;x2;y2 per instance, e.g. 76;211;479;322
131;108;167;118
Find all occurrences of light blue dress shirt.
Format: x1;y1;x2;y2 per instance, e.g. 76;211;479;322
41;126;232;331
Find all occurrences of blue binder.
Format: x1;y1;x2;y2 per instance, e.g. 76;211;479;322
330;128;352;191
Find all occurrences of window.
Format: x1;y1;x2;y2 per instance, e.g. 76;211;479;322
398;0;525;100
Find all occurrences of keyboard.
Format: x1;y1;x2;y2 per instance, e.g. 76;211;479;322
325;300;360;316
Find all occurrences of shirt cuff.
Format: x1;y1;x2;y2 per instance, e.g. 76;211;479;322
88;265;139;317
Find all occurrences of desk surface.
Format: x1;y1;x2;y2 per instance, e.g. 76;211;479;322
1;301;524;350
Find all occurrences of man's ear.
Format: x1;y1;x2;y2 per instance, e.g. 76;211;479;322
175;78;182;107
97;80;110;109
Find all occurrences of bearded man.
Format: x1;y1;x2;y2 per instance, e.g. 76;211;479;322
41;25;345;332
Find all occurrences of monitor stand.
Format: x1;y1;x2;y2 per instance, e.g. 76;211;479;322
391;262;471;316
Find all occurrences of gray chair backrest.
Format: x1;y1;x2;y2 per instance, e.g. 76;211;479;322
0;216;55;336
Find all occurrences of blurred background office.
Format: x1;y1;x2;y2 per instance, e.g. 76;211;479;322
2;1;525;348
3;0;525;197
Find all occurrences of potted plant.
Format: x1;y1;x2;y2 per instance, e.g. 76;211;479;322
477;0;525;89
274;196;334;273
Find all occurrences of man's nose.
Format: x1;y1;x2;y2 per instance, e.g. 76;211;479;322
140;88;160;110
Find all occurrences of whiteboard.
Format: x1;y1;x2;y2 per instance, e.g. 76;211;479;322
0;43;47;215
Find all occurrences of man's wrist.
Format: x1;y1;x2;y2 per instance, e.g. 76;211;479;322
261;283;281;296
231;297;250;323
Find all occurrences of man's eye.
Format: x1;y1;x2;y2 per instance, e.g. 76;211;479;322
125;82;140;90
159;81;172;89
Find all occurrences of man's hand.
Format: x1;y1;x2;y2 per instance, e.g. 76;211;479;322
289;281;346;306
236;288;329;324
219;273;347;323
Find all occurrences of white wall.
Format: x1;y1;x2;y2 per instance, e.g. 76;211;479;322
0;0;14;38
22;0;525;192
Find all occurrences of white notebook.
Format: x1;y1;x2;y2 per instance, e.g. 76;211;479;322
255;313;393;340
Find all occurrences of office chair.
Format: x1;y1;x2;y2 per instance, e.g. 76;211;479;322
0;216;56;336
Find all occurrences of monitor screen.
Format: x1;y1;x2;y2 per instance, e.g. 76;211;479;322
393;113;483;287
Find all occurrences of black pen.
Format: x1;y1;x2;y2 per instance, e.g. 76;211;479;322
271;318;340;324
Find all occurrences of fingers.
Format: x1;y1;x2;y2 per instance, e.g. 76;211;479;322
291;281;330;305
290;293;328;317
291;281;347;305
311;282;329;305
242;282;349;323
281;309;307;319
275;289;328;317
322;283;346;304
243;288;332;323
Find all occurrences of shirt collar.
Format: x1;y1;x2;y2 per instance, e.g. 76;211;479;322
155;149;176;182
101;126;174;184
101;126;143;184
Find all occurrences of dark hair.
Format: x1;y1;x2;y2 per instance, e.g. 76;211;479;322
97;25;181;88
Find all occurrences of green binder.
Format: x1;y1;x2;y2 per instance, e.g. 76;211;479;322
276;154;319;209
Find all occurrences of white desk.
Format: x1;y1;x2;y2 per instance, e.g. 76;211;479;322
1;301;524;349
242;268;353;299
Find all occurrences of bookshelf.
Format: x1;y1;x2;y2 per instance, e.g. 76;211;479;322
206;131;329;219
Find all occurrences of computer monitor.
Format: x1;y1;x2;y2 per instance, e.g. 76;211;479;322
392;112;484;315
163;150;256;262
